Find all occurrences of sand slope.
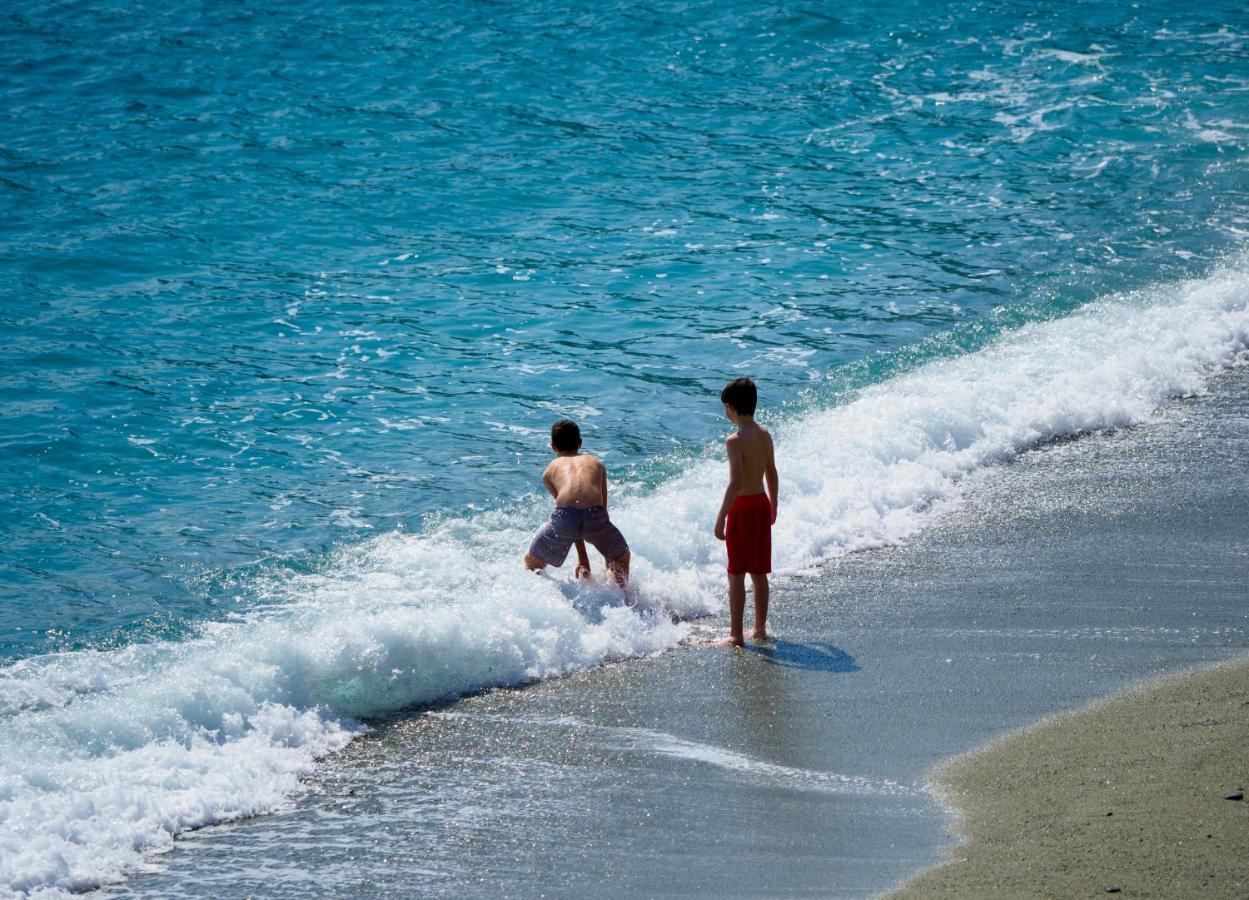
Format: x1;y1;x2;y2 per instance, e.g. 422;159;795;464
891;658;1249;898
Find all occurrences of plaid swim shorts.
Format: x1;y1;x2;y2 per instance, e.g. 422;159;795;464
528;505;629;567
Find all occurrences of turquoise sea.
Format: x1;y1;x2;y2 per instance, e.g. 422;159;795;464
2;1;1248;894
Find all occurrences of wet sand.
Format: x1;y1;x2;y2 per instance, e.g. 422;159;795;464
891;657;1249;899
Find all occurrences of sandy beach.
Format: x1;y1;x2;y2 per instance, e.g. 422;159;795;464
891;657;1249;898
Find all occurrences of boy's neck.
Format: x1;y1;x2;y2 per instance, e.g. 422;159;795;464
554;449;580;458
733;414;755;430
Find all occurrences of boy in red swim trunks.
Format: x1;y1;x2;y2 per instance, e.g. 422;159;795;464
713;377;778;647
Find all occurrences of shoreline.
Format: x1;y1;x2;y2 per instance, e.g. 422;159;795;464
114;371;1249;897
889;656;1249;899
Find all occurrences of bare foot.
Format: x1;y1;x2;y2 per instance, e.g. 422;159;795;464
749;629;770;641
712;636;745;648
574;562;591;582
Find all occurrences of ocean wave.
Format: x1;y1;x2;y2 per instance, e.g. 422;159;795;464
2;262;1247;896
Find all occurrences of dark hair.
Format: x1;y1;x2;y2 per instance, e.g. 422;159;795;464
720;377;757;416
550;419;582;452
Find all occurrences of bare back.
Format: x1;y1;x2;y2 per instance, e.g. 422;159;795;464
727;421;775;498
543;453;608;508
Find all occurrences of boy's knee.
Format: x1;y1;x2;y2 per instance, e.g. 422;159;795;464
611;550;630;569
524;553;546;571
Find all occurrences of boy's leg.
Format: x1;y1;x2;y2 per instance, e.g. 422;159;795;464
587;515;629;588
527;513;573;574
718;574;747;647
607;550;630;589
748;573;769;640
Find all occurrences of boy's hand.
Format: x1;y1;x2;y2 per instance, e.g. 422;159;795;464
714;515;727;541
574;539;591;580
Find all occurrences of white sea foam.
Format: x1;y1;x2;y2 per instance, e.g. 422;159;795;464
606;725;913;796
433;711;914;796
1035;47;1107;65
2;263;1248;895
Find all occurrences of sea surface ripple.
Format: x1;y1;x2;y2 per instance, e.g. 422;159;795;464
2;3;1249;894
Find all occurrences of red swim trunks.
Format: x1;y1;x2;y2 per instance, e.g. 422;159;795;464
726;492;772;575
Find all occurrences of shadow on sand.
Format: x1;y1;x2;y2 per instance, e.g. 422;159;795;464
747;639;860;673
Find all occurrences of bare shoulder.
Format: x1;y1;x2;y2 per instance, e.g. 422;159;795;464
570;454;604;483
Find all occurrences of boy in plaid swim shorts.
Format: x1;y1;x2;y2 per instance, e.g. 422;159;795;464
524;419;631;588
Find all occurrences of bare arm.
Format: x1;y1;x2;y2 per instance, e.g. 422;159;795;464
714;436;742;541
765;432;778;524
541;466;559;500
